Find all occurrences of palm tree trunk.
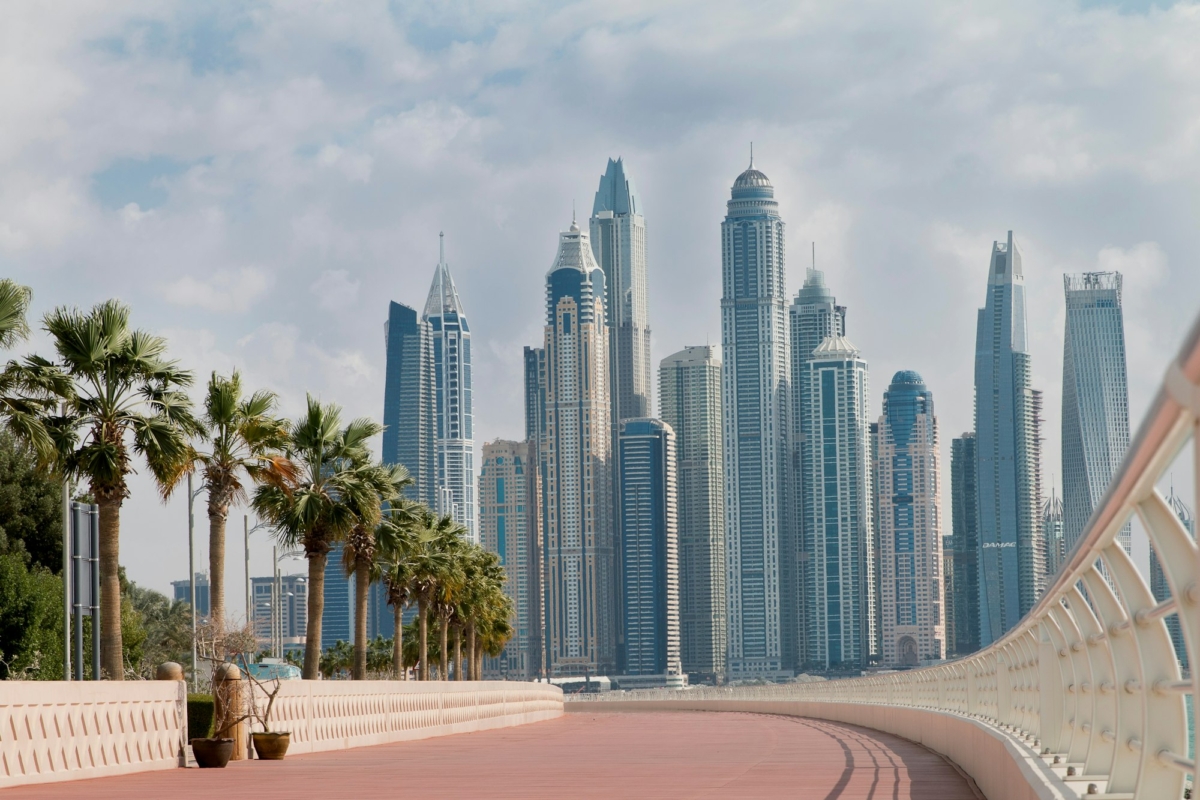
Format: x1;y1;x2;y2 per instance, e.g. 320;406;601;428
465;624;476;680
453;627;463;681
438;615;449;680
207;502;228;637
418;598;429;681
392;603;404;679
303;551;327;680
474;647;483;682
98;498;124;680
353;558;369;679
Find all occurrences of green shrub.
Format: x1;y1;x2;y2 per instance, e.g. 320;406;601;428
187;694;214;740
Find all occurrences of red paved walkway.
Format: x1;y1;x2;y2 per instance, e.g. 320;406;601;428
10;711;977;799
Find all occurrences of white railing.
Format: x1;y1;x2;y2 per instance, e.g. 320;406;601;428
572;313;1200;800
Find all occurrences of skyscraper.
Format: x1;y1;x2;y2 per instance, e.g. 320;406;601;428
424;234;476;542
789;266;847;668
721;158;791;680
590;158;651;425
321;543;353;651
617;418;683;686
1149;486;1194;669
479;440;541;679
875;371;944;667
949;434;980;656
1062;272;1131;555
540;217;616;677
659;345;727;684
800;336;873;670
382;301;436;508
974;231;1044;646
1042;489;1066;580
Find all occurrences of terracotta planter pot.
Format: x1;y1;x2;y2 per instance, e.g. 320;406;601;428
251;731;291;760
191;738;234;768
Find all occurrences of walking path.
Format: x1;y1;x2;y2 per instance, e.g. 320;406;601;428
11;711;978;799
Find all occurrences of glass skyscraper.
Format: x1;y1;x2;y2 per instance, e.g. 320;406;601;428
948;433;980;656
617;418;683;685
1061;272;1130;555
659;345;727;684
479;440;542;679
789;267;847;669
720;159;791;680
590;158;651;425
800;336;873;670
973;231;1044;646
875;371;943;667
539;217;616;677
424;233;476;542
381;301;436;508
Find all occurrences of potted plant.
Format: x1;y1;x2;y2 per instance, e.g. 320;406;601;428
240;657;291;760
190;663;243;768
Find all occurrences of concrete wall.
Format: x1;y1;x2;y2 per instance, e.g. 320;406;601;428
1;680;563;789
567;699;1074;800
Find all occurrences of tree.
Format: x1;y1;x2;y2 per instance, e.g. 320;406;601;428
375;513;424;678
342;468;412;680
0;279;61;460
251;395;398;680
408;510;462;680
0;551;63;679
0;431;63;573
458;546;509;680
195;371;290;635
33;300;200;679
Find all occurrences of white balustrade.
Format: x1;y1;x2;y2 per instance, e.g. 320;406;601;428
569;312;1200;799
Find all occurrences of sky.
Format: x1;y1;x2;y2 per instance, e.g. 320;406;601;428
3;0;1199;611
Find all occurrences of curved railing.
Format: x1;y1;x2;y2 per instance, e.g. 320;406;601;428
572;312;1200;799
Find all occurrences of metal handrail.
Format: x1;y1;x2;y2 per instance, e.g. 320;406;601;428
573;311;1200;798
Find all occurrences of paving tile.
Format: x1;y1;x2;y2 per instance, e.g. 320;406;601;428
6;711;976;799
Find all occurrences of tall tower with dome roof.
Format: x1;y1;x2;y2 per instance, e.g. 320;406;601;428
720;156;793;679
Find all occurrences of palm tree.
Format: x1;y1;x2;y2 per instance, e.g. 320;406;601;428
0;280;63;458
459;547;508;680
374;507;425;678
35;300;201;679
195;371;290;636
342;465;411;680
409;511;462;680
251;395;397;680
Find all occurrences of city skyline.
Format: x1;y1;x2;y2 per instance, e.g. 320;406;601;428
13;5;1196;610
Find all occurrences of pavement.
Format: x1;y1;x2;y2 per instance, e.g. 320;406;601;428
8;710;979;799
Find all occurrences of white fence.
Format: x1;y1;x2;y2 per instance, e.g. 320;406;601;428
571;313;1200;800
0;679;562;789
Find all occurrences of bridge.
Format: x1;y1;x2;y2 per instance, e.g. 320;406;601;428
4;314;1200;799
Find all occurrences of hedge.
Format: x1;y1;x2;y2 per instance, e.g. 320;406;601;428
187;694;214;740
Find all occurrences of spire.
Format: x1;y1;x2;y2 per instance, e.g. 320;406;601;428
423;234;465;319
749;141;754;168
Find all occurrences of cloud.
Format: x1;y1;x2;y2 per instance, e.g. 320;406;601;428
5;0;1200;594
163;266;271;313
309;268;360;311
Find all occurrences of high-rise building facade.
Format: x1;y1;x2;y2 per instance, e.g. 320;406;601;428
540;218;616;677
720;159;791;679
424;234;476;542
382;301;436;508
800;336;873;670
875;371;944;667
1042;490;1066;580
948;434;980;656
1149;487;1194;669
973;232;1044;646
1062;272;1130;555
251;573;308;654
617;418;683;685
590;158;651;426
321;542;353;650
479;440;541;679
789;267;847;668
659;345;727;684
171;573;211;619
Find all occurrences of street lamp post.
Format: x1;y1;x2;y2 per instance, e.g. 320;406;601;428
244;516;269;625
187;474;206;689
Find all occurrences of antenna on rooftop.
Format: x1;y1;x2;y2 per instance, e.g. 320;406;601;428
749;141;754;168
439;231;445;264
